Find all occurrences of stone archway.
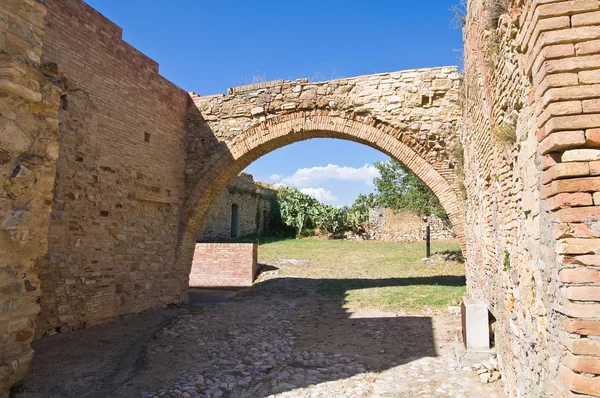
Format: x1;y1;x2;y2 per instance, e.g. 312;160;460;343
177;68;465;291
178;113;465;290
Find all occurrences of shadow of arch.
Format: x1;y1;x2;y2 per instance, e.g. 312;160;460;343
178;111;465;291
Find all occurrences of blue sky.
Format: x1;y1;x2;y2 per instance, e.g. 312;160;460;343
86;0;463;205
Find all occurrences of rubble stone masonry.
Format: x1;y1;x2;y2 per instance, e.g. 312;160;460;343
198;174;274;241
463;0;600;396
0;0;61;390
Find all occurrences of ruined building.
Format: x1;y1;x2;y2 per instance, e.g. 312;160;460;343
198;173;274;241
1;0;600;396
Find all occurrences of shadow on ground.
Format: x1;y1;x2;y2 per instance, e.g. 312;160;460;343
15;272;464;398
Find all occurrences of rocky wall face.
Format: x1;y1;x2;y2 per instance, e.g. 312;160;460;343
199;175;273;241
0;0;61;392
463;0;600;396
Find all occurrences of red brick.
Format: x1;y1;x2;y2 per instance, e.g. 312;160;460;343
539;130;585;153
557;238;600;255
548;192;593;210
554;222;599;239
580;69;600;84
565;352;600;375
561;286;600;300
577;39;600;55
572;10;600;27
561;268;600;283
559;364;600;396
558;301;600;318
562;255;600;266
543;153;562;170
564;318;600;336
583;98;600;113
538;101;582;128
543;162;590;184
561;332;600;355
543;178;600;199
545;115;600;136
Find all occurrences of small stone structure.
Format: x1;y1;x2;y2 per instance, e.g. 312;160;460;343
190;243;258;287
368;207;455;242
198;173;274;241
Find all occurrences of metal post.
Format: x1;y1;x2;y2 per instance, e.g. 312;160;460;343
426;225;431;258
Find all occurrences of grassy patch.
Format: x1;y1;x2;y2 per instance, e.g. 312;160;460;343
257;238;466;313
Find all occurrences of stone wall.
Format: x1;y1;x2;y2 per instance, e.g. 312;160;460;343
198;173;274;241
368;207;455;242
0;0;62;391
462;0;600;396
35;0;190;336
189;243;258;287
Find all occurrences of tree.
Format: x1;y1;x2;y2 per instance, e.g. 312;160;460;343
373;160;447;220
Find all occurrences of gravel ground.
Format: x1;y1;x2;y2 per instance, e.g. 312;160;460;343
16;274;505;398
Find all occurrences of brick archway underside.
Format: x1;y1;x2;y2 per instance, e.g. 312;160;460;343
177;112;465;285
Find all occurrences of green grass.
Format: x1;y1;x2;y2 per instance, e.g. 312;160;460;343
256;237;466;313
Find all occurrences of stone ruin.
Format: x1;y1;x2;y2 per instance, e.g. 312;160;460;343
1;0;600;396
197;173;274;241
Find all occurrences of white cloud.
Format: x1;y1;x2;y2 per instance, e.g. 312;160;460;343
281;164;379;188
269;174;282;181
300;187;339;204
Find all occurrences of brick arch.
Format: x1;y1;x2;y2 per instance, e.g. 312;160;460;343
177;112;465;287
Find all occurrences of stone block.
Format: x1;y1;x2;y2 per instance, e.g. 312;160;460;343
461;299;490;350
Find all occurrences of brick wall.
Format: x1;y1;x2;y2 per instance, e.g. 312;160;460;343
190;243;258;287
463;0;600;396
36;0;190;335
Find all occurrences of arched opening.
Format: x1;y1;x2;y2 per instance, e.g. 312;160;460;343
230;203;239;238
177;112;465;293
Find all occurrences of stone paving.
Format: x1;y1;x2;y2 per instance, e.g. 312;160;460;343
109;278;505;398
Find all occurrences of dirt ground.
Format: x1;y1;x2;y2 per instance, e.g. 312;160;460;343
15;276;505;398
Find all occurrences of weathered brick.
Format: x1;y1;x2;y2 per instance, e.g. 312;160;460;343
559;364;600;396
573;10;600;27
563;149;600;162
558;301;600;318
579;69;600;84
564;318;600;335
544;162;590;183
561;285;600;300
539;130;585;153
562;254;600;266
561;333;600;355
548;192;593;210
555;222;600;238
538;100;582;128
576;39;600;55
583;98;600;113
565;352;600;374
586;128;600;147
557;238;600;255
543;178;600;199
545;115;600;135
560;268;600;283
